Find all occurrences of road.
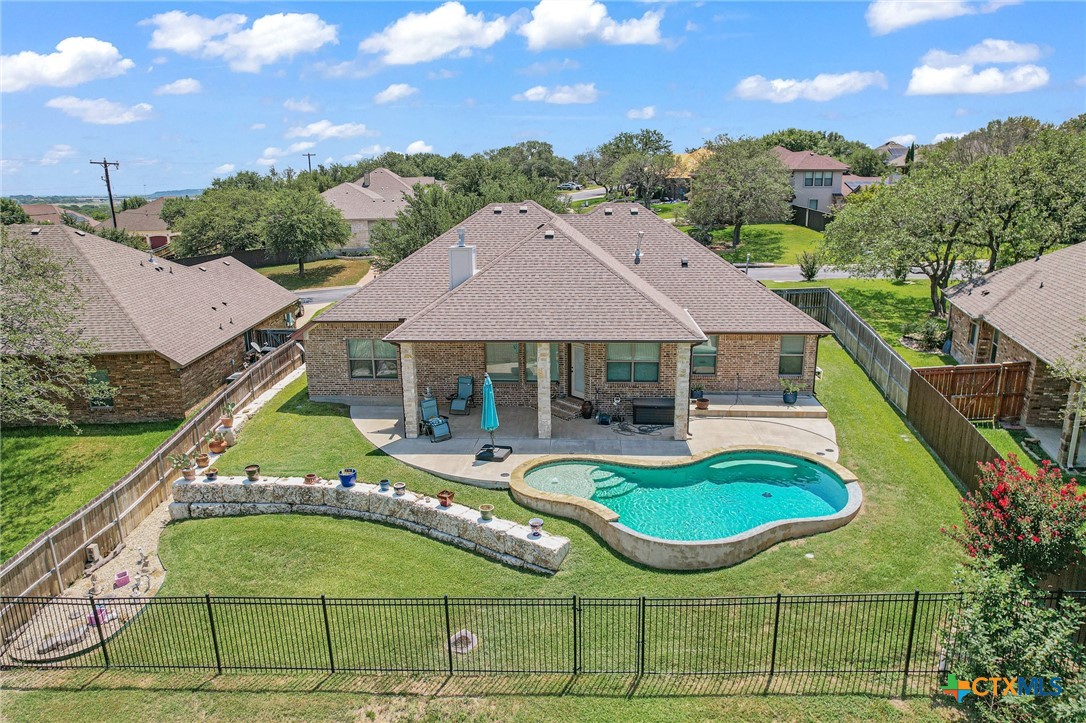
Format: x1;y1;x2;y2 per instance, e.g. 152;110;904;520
564;187;606;203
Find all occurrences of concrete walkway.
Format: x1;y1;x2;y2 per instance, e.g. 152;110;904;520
351;404;839;488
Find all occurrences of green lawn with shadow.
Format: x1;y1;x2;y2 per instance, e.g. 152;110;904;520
258;259;370;291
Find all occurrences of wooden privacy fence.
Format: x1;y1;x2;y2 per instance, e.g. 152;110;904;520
915;362;1029;421
773;288;913;413
0;343;305;629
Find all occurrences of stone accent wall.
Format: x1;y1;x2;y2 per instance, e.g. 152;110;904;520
71;353;185;424
691;334;819;393
305;321;404;400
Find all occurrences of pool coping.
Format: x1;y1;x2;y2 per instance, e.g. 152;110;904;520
509;445;862;571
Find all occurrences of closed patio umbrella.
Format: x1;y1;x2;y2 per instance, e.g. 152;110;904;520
480;372;499;447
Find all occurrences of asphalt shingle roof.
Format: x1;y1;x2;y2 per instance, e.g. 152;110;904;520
106;197;170;232
5;224;299;367
771;146;850;171
320;168;438;222
21;204;100;227
945;243;1086;365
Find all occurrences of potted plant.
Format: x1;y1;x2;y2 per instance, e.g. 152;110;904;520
221;401;236;429
207;431;228;455
169;453;197;481
244;464;260;482
437;489;455;507
780;378;800;405
204;467;219;481
690;383;705;400
695;396;710;410
195;450;210;468
338;468;357;487
479;504;495;521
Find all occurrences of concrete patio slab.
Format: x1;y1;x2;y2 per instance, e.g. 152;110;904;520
351;403;839;488
1026;424;1086;468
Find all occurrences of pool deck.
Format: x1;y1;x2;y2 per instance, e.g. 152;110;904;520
351;402;839;488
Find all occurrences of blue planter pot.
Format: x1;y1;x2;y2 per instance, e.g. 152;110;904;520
783;391;798;405
338;468;357;487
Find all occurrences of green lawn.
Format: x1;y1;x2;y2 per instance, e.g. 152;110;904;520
257;258;370;291
0;420;181;560
765;278;954;367
649;201;686;219
976;425;1040;473
676;223;823;264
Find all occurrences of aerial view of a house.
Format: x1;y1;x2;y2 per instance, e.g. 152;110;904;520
321;167;440;247
770;145;849;212
105;196;178;251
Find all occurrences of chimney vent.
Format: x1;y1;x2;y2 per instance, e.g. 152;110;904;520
604;207;613;216
362;171;371;187
634;231;644;265
493;206;503;215
30;227;41;235
448;231;477;290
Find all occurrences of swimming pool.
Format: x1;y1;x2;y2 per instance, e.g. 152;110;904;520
510;447;861;570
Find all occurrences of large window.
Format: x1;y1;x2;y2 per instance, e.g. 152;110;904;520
968;322;978;347
803;171;833;187
691;336;718;375
778;336;805;376
606;343;660;382
524;342;559;382
347;339;398;380
88;369;113;409
807;199;818;211
486;342;520;382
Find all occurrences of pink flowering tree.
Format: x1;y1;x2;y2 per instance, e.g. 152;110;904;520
946;455;1086;581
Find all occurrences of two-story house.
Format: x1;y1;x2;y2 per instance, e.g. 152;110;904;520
770;146;848;212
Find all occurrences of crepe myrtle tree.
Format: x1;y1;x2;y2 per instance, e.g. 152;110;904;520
261;188;350;276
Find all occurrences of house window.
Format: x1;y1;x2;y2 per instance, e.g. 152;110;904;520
968;322;978;347
524;342;559;382
88;369;113;409
989;330;1000;363
804;171;833;187
486;343;520;382
808;199;818;211
347;339;398;380
692;336;718;375
778;336;805;376
606;343;660;382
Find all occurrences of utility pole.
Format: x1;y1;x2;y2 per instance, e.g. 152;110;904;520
303;153;316;172
90;158;120;228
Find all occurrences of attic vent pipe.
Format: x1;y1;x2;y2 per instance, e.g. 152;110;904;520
634;231;644;265
457;228;466;247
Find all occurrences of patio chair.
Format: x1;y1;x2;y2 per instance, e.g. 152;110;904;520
446;375;474;415
418;397;452;443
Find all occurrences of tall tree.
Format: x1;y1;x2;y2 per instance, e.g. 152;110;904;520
1;229;113;428
573;150;605;187
261;188;350;276
120;196;148;211
610;151;676;206
369;185;477;271
846;147;886;177
1;198;30;225
170;188;269;257
760;128;868;160
685;135;793;248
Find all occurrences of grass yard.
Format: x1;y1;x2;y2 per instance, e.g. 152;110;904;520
0;420;181;560
765;278;955;367
257;258;370;291
676;223;823;265
976;425;1040;473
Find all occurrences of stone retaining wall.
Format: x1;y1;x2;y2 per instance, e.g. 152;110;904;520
169;477;569;573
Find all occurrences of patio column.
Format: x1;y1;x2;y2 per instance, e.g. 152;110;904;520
673;343;692;440
536;342;551;439
401;342;419;439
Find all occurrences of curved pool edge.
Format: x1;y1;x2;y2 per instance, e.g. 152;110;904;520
509;445;862;571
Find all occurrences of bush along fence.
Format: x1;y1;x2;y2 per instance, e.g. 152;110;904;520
0;343;306;626
8;591;1083;695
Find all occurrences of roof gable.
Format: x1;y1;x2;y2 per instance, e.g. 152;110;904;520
771;146;849;171
108;197;169;232
321;168;438;222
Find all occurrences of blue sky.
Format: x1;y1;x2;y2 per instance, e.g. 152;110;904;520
2;1;1084;195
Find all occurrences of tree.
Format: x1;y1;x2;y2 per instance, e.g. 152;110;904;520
1;198;31;225
948;116;1049;165
685;135;793;248
160;197;192;228
488;141;573;181
959;154;1024;272
261;188;350;276
759;128;868;160
611;151;676;206
1;229;113;428
170;188;269;257
369;185;478;271
573;150;605;187
595;129;673;195
846;147;885;177
120;196;148;211
903;142;915;173
62;215;146;251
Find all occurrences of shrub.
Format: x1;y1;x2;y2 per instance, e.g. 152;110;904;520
687;226;713;245
945;455;1086;581
902;318;948;351
797;250;824;281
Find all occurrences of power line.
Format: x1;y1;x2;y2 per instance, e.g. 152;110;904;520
89;158;120;227
303;153;316;172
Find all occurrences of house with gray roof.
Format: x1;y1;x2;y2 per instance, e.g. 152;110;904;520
321;168;440;248
105;197;178;252
305;201;829;440
4;224;299;424
945;243;1086;466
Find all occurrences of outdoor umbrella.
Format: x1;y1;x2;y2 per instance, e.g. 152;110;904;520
480;372;499;447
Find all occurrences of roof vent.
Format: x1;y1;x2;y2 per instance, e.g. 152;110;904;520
30;227;41;235
630;208;639;216
681;258;689;268
198;266;207;272
543;229;555;239
74;230;86;236
493;206;503;215
222;260;230;266
604;207;613;216
634;231;644;265
519;205;528;214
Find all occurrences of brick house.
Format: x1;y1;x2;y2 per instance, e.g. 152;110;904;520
306;201;829;441
321;168;441;248
945;243;1086;465
6;224;299;424
106;197;179;252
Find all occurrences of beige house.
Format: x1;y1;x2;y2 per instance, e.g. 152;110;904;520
771;146;849;212
305;201;829;441
946;244;1086;466
321;168;440;248
875;140;910;169
106;197;179;252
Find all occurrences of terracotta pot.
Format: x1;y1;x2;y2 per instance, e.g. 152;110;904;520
182;468;197;481
304;473;319;485
695;398;710;410
221;415;235;429
244;464;260;482
209;440;227;454
196;453;210;467
437;490;454;507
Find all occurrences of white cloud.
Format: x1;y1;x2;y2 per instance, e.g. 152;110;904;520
519;0;662;50
513;83;599;104
153;77;202;95
45;96;154;124
359;2;510;65
39;144;77;165
519;58;580;75
907;63;1049;95
733;71;887;103
213;163;235;175
373;83;418;104
342;144;389;162
954;107;972;117
888;134;917;145
932;132;966;143
142;11;338;72
0;159;22;175
257;141;316;166
866;0;1021;36
626;105;655;119
685;21;699;32
285;119;376;141
406;140;433;154
283;97;317;112
921;39;1040;68
427;68;458;80
1076;75;1086;87
666;109;693;118
250;122;267;130
1;37;134;92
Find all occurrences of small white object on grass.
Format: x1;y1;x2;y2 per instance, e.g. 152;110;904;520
805;553;815;559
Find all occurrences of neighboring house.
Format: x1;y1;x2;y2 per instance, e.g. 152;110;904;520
945;243;1086;465
770;146;849;212
4;224;299;424
664;148;711;200
321;168;440;248
875;141;909;169
840;173;898;198
106;197;178;252
20;204;100;227
306;201;829;441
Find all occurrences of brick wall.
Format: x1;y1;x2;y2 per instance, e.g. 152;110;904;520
692;334;819;393
305;321;404;399
177;336;247;414
70;353;185;424
948;306;976;364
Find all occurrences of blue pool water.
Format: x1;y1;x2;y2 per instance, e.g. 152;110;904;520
523;451;849;541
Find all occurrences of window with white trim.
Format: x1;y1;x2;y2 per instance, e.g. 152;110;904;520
778;336;805;376
347;339;398;380
691;336;718;375
606;343;660;382
968;322;978;347
803;171;834;187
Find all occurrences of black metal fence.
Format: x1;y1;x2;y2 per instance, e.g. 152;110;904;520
6;591;1081;694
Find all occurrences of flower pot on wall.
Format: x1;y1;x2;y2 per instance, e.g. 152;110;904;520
245;465;260;482
205;468;218;481
393;482;406;496
437;490;454;507
479;504;495;521
339;468;357;487
304;473;319;485
182;468;197;482
196;453;210;468
209;440;227;454
221;415;234;429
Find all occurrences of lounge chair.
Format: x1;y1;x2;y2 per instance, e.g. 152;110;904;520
418;397;451;443
447;376;474;415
